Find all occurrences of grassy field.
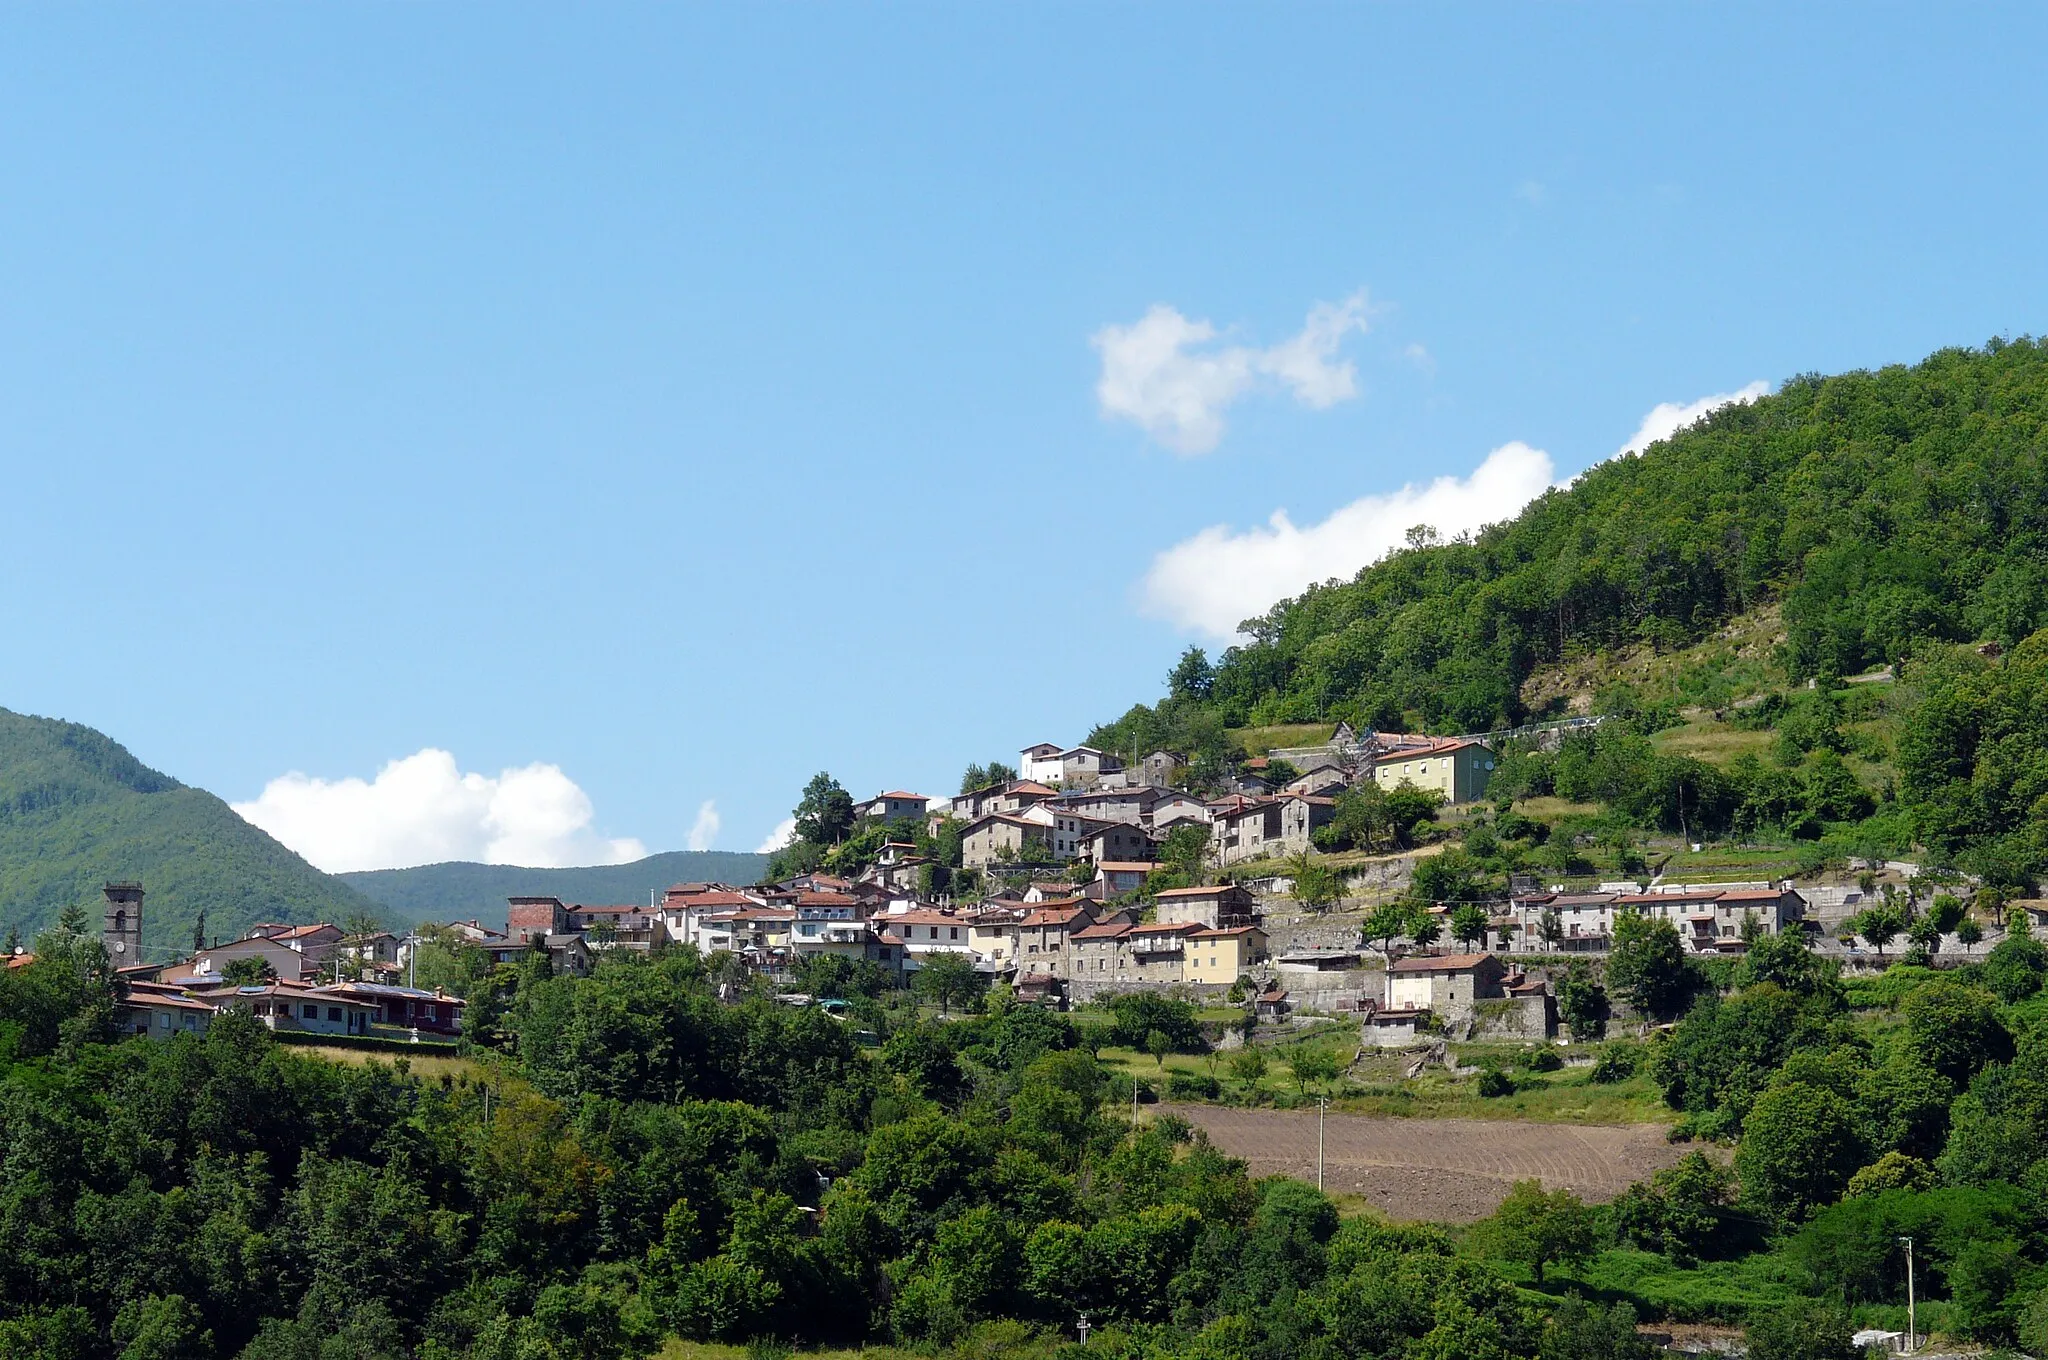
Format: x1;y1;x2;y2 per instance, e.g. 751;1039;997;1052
1508;797;1604;821
1502;1248;1956;1336
290;1041;491;1083
1092;1032;1674;1125
1227;723;1337;754
1641;841;1811;880
1651;719;1774;764
1334;1060;1671;1124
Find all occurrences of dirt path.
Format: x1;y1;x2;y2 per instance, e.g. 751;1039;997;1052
1168;1104;1685;1223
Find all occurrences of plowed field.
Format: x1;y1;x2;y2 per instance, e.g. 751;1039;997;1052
1169;1104;1686;1222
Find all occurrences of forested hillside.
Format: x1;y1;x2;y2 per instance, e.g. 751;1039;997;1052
0;709;386;950
342;850;770;923
1115;340;2048;738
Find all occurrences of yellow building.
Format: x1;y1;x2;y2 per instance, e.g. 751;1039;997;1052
1370;738;1495;804
1185;925;1268;984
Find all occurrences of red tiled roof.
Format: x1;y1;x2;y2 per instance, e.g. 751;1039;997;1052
884;909;963;926
1155;885;1237;898
1072;922;1131;940
1019;905;1089;927
875;791;927;802
794;891;858;907
674;890;752;908
1373;736;1489;761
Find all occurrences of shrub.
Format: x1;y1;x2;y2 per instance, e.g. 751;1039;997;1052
1166;1072;1221;1101
1513;1047;1563;1072
1982;933;2048;1003
1476;1068;1514;1098
1589;1042;1640;1083
1743;1299;1856;1360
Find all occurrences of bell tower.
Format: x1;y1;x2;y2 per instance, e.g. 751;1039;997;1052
102;882;144;963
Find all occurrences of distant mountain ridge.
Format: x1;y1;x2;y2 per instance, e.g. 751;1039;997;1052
340;850;769;928
0;707;389;953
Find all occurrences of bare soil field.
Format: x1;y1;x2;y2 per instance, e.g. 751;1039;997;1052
1169;1104;1687;1223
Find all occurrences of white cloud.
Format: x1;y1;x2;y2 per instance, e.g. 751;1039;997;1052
1138;381;1776;639
232;748;647;873
686;800;722;852
1616;381;1769;457
1092;292;1371;454
1140;442;1557;637
755;818;797;855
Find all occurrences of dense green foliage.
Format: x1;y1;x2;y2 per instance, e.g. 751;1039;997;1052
340;850;770;922
0;926;1683;1360
0;708;386;950
1156;341;2048;733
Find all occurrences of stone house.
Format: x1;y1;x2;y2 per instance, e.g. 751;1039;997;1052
1060;787;1161;827
1211;799;1285;864
855;790;930;823
961;812;1054;868
1058;746;1125;788
1078;821;1158;866
1138;751;1186;788
1154;884;1260;929
1385;953;1508;1015
1069;920;1134;981
1016;903;1094;969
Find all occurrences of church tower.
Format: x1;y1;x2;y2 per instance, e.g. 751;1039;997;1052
102;882;144;963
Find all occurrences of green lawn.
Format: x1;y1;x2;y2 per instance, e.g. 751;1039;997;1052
1335;1067;1670;1124
1651;720;1775;765
1227;723;1338;754
1501;1248;1956;1335
1094;1034;1675;1124
1510;797;1605;821
292;1042;490;1083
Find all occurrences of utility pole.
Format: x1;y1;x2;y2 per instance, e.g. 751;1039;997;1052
1317;1094;1328;1191
1899;1236;1916;1352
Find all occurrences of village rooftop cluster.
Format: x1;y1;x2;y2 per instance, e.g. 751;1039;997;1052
38;726;1846;1051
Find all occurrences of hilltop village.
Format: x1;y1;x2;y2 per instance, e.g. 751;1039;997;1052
67;724;1894;1051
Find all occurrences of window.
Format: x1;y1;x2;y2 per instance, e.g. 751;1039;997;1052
327;1007;343;1022
302;1003;319;1019
949;927;959;940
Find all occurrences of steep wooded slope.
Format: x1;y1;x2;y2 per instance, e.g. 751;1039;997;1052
0;708;388;953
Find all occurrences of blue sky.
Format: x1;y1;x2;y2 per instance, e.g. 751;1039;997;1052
3;6;2045;870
